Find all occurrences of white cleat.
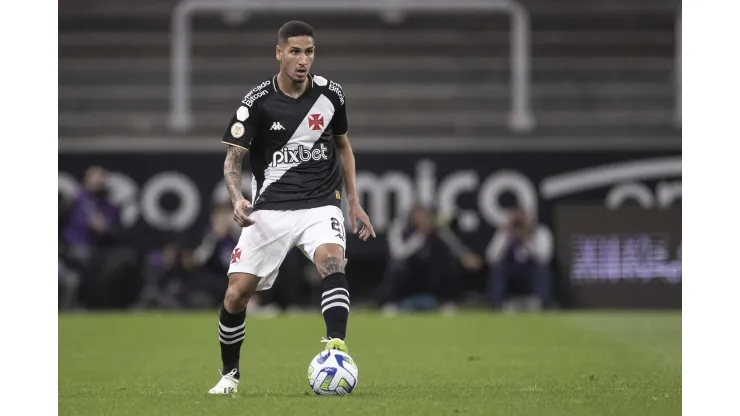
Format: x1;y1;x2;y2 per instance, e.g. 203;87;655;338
208;368;239;394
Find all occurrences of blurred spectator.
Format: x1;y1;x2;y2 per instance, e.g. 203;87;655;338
58;258;81;310
134;242;191;309
61;166;139;308
62;166;121;267
485;208;553;312
59;192;80;309
377;204;483;314
187;203;239;307
59;192;72;239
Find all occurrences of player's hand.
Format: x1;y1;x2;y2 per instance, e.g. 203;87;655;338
233;198;255;227
349;202;375;241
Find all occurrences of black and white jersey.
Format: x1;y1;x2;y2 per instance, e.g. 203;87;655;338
222;73;348;212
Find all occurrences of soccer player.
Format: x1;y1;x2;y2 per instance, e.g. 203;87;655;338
208;20;376;394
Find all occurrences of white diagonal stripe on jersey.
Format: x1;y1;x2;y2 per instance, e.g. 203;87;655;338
219;322;245;333
321;301;350;314
255;94;335;201
321;294;350;306
322;288;349;298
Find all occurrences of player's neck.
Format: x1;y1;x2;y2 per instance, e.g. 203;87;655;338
276;71;309;99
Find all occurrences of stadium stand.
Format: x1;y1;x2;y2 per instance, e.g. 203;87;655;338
59;0;680;139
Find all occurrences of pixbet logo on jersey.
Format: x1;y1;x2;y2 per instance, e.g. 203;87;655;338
271;143;329;167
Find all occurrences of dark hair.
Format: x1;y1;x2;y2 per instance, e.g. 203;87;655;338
278;20;315;44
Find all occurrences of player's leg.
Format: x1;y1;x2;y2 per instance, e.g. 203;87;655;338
295;206;350;352
216;272;260;381
314;242;350;349
209;209;294;394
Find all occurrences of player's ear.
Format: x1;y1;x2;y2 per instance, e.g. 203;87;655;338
275;45;281;62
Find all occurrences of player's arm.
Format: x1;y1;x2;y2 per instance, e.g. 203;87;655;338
330;82;374;240
335;133;375;240
223;144;248;206
223;145;254;227
334;133;357;204
222;98;259;227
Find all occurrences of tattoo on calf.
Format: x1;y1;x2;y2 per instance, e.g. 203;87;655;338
318;256;344;277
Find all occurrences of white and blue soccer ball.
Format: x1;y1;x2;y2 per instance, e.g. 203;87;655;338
307;349;358;395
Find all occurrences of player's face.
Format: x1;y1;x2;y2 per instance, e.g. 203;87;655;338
277;36;315;83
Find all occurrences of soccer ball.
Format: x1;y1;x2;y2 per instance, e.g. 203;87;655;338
307;349;358;395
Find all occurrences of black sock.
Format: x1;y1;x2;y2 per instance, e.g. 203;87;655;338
218;304;246;379
320;273;350;340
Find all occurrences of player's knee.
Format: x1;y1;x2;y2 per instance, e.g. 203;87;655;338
315;246;346;277
314;244;344;263
224;286;250;312
223;275;256;311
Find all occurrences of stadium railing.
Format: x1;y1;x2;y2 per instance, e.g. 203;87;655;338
168;0;535;133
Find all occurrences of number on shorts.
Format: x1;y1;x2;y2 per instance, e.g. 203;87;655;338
331;217;345;241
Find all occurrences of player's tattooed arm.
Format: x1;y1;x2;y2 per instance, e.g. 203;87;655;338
224;145;254;227
317;256;345;277
223;145;247;205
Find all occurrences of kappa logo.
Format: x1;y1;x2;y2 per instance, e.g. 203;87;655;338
270;122;286;131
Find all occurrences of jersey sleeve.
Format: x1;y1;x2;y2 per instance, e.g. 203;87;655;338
222;102;259;149
329;81;348;136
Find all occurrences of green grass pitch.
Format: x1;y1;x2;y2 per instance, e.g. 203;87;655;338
59;311;680;416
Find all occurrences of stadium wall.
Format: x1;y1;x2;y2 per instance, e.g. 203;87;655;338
58;145;681;308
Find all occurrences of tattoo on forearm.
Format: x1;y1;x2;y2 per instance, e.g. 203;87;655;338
318;256;344;277
225;172;241;204
224;146;247;204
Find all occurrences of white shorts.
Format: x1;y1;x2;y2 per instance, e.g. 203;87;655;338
227;205;347;291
